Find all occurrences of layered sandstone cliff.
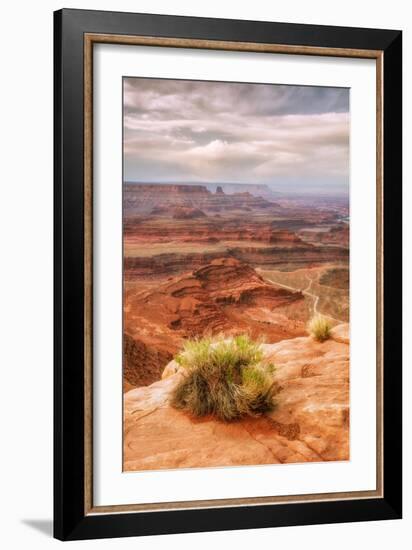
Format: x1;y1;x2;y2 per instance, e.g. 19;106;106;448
124;258;306;388
124;183;280;216
124;244;348;279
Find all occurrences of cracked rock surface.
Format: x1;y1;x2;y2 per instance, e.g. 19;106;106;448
123;324;349;471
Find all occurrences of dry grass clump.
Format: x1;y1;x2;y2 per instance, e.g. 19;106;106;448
308;314;332;342
171;335;276;421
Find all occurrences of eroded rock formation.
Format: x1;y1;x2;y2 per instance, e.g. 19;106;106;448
123;324;350;470
124;244;348;279
124;183;280;216
124;258;306;387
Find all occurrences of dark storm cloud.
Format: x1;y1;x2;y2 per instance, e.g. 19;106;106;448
123;77;349;186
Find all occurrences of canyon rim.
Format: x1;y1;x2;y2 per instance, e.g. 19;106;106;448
122;77;350;471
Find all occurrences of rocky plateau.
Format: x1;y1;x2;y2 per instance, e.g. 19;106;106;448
124;324;350;471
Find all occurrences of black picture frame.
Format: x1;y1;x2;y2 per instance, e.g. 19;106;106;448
54;8;402;541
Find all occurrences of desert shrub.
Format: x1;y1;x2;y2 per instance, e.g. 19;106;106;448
171;335;276;421
308;314;332;342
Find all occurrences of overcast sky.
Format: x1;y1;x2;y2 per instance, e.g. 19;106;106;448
123;77;349;192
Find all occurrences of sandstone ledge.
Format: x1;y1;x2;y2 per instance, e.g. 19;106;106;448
124;324;350;471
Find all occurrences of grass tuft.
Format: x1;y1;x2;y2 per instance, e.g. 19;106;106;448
172;335;277;421
307;314;332;342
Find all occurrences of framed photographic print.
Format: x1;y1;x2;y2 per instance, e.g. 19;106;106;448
54;8;402;541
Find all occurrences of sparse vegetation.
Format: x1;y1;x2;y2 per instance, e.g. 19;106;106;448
308;314;332;342
171;335;277;421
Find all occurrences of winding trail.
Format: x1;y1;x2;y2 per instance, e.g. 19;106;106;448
258;269;339;322
301;274;338;321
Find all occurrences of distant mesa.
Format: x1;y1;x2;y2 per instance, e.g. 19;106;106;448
211;183;279;200
124;182;281;216
127;183;209;194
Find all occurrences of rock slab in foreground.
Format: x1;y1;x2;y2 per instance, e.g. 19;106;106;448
124;324;350;471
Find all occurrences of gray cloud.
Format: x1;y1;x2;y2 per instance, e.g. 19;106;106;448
123;77;349;188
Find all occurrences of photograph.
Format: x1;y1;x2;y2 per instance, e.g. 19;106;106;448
122;77;351;472
50;6;402;541
0;0;407;544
